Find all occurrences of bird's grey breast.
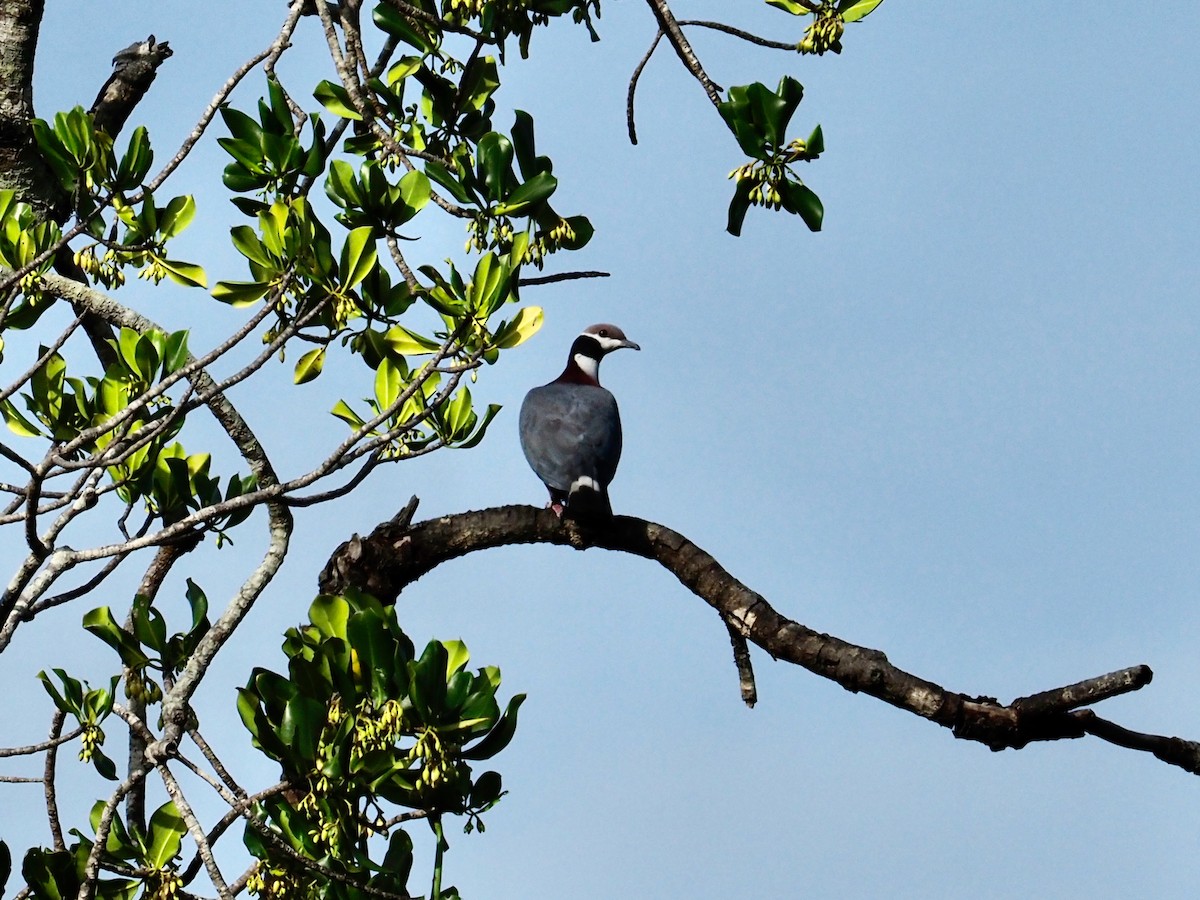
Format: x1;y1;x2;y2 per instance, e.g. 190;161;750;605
519;382;623;492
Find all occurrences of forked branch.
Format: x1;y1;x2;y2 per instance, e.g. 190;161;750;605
319;504;1200;776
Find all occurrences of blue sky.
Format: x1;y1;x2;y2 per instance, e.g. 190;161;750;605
3;2;1200;897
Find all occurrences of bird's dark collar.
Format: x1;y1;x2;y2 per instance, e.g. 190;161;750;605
553;335;603;385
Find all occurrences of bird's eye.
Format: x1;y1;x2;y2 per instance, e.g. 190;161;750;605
598;329;609;337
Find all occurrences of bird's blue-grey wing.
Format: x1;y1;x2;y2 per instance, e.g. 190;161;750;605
519;384;622;493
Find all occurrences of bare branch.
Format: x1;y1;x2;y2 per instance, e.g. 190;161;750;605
0;716;83;758
677;19;799;52
186;728;248;800
318;505;1197;776
1073;710;1200;774
627;29;663;145
0;316;82;406
25;553;127;614
44;709;68;848
518;270;611;287
159;762;231;898
724;618;756;707
1013;666;1153;717
644;0;722;107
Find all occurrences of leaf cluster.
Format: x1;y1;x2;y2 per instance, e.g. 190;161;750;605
237;589;523;898
21;800;186;900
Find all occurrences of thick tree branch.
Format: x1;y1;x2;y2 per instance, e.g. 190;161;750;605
643;0;722;107
319;504;1194;775
0;0;66;218
89;35;173;136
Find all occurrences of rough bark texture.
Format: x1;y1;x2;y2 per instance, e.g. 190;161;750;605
0;0;65;218
320;503;1200;775
90;35;173;137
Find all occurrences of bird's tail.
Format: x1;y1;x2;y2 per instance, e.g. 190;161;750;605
566;483;613;520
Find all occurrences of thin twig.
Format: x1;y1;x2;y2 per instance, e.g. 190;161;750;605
519;270;611;286
142;5;304;196
627;29;664;145
159;763;231;898
677;19;799;51
0;717;83;757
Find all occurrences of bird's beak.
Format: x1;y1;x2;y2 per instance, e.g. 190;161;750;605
621;340;641;351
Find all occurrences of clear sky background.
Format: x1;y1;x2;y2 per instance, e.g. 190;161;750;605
3;2;1200;897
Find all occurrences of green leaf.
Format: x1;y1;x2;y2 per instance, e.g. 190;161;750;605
280;695;323;763
381;830;414;889
384;325;440;355
725;178;755;237
493;171;557;216
408;640;448;722
806;123;825;156
220;105;265;144
476;132;514;202
162;330;190;373
510;110;551;180
779;179;824;232
116;327;141;375
398;169;431;215
313;80;362;120
557;214;593;251
185;579;209;631
460;54;500;111
212;280;271;307
765;0;814;13
37;671;76;715
463;694;526;760
131;595;167;653
443;640;470;675
83;607;149;668
386;55;423;86
325;160;363;208
145;802;186;868
159;259;207;288
340;226;378;289
1;398;43;437
425;160;475;205
374;357;404;410
372;3;437;52
456;403;501;449
21;847;79;900
158;195;196;240
134;333;160;381
114;126;153;190
470;770;503;808
468;252;511;316
840;0;885;22
331;399;367;430
309;594;351;640
493;306;543;349
92;746;118;780
293;347;326;385
718;77;805;159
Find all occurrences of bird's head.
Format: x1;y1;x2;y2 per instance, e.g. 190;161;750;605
581;323;641;353
568;323;640;384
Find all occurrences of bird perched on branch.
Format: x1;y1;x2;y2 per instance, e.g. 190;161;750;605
519;323;640;519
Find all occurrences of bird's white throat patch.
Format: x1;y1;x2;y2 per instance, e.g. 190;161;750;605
572;352;600;382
